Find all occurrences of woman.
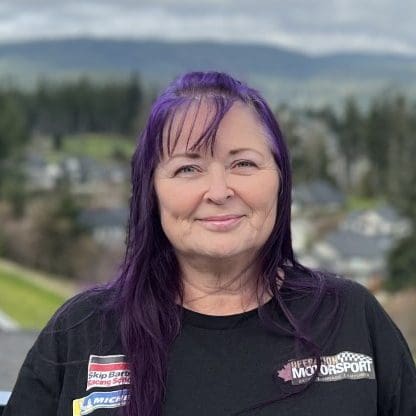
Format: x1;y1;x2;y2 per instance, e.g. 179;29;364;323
4;71;416;416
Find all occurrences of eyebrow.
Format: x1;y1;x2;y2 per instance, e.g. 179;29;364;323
166;148;263;161
229;148;262;156
167;152;202;160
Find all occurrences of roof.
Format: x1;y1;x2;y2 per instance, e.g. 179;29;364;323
77;207;129;228
293;180;345;206
344;204;401;225
325;229;394;259
375;205;401;222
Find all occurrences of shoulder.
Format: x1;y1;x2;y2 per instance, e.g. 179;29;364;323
321;273;376;306
321;274;388;321
336;275;373;298
29;286;120;361
322;274;411;348
45;286;117;333
281;267;379;313
326;275;388;320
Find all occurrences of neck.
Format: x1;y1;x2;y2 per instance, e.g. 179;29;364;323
176;253;272;315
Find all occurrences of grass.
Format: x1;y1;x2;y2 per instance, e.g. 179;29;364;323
345;195;386;211
0;260;75;329
45;133;135;163
63;133;134;160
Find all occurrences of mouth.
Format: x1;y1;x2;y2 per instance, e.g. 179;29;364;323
196;215;244;231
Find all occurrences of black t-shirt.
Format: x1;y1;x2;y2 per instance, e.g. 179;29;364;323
4;277;416;415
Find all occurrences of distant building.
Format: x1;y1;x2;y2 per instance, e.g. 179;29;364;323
291;217;314;254
311;229;391;286
24;153;61;191
340;205;411;239
61;156;129;186
308;205;412;289
293;180;346;214
24;153;129;192
77;207;129;248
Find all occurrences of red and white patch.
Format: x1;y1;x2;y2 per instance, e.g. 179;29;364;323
87;354;130;391
277;351;375;385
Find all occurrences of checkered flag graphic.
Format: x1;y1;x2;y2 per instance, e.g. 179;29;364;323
337;351;373;363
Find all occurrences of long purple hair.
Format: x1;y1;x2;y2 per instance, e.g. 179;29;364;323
105;71;344;415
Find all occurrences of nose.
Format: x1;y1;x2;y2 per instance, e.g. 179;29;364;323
204;166;234;204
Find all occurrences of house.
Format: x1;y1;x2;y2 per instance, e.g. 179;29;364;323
340;205;411;239
300;205;412;289
292;180;345;215
311;229;395;288
77;207;129;248
291;217;314;254
24;153;61;191
61;156;129;186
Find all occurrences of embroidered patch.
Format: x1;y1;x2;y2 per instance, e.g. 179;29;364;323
277;351;375;385
87;354;130;391
73;389;129;415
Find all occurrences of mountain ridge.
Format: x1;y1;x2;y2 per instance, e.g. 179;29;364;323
1;37;415;107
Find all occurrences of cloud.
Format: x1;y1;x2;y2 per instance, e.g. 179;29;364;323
0;0;415;55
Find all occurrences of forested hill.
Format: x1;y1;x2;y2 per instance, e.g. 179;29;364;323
1;38;416;107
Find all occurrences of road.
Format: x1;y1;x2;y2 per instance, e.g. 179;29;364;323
0;310;18;331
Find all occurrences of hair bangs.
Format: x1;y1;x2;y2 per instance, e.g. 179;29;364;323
158;94;237;160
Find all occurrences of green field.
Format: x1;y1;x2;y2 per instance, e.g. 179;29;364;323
63;133;134;160
345;195;386;211
0;262;73;329
43;133;135;163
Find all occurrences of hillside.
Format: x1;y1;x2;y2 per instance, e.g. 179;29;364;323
0;258;77;329
1;38;416;108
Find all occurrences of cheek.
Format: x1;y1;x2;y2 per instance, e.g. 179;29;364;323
235;173;279;214
156;181;201;220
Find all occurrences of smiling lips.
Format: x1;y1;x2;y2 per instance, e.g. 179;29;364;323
197;215;244;231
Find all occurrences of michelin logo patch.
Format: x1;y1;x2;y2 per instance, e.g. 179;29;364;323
87;354;130;390
277;351;375;385
73;389;129;415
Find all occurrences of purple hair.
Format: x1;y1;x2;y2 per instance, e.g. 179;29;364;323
104;71;344;415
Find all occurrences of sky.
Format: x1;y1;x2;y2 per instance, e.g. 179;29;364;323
0;0;415;56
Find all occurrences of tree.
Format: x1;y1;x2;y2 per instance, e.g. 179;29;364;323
0;93;28;161
32;181;87;277
121;73;143;135
384;96;416;220
362;96;393;197
0;93;29;215
277;110;304;183
0;164;27;218
386;229;416;291
338;97;364;191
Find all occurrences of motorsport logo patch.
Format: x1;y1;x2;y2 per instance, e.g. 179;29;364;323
73;389;129;416
87;354;130;390
277;351;375;385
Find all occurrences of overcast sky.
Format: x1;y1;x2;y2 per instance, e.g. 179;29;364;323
1;0;415;56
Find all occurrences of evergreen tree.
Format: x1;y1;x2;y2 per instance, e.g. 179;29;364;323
338;97;364;191
363;97;392;196
0;93;29;216
32;180;87;277
0;93;28;161
386;229;416;291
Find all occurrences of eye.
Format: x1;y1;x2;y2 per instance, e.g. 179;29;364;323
173;165;201;176
232;160;258;169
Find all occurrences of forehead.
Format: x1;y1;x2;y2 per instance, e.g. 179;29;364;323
162;100;271;156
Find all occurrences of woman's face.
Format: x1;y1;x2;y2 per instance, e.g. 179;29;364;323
154;102;280;263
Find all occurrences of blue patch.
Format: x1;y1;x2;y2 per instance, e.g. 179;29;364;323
73;389;129;415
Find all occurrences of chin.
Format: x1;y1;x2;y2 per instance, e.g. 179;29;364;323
197;245;250;259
